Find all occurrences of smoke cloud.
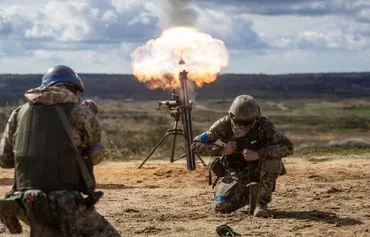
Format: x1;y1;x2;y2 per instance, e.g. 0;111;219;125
160;0;198;27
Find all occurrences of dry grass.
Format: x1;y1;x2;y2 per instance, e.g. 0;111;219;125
1;98;370;160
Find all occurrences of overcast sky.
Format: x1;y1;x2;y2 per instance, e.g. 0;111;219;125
0;0;369;74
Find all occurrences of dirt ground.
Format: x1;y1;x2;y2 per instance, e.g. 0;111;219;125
0;156;369;237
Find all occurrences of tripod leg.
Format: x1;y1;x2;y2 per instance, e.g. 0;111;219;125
196;153;207;167
137;133;171;168
172;132;187;161
170;132;178;163
170;120;179;163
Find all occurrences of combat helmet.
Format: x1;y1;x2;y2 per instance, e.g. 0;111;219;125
228;95;260;121
41;65;85;92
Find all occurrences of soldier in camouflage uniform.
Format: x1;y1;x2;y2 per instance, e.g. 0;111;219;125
192;95;294;217
0;65;120;236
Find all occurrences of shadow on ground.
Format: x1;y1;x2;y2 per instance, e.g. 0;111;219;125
0;178;13;186
96;183;134;190
271;210;363;226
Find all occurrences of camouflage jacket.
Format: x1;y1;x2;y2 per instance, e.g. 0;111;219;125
192;115;294;160
0;86;104;168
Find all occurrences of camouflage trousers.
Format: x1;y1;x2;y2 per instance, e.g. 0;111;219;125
20;190;120;237
213;158;283;213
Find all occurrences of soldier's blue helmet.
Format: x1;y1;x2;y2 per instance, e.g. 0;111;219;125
41;65;85;92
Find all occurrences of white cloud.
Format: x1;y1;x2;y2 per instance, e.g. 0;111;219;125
0;45;133;74
0;5;38;40
225;48;370;74
357;8;370;22
263;28;370;51
0;0;369;73
111;0;144;12
277;50;313;62
194;8;265;49
0;40;30;57
102;10;118;22
0;0;160;72
0;0;158;42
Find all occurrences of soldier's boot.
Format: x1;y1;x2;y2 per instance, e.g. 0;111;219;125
253;204;269;218
243;205;250;213
1;216;22;234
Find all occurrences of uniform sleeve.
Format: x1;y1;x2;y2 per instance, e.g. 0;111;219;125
0;107;21;168
192;116;228;156
257;118;294;160
70;104;104;165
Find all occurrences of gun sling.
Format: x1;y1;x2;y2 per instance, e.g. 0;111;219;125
55;106;95;194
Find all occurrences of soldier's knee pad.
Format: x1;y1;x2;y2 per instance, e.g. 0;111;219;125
214;202;233;214
214;196;233;214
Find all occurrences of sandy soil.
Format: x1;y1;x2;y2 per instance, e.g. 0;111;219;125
0;156;369;237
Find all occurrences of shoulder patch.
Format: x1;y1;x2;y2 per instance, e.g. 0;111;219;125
200;132;213;143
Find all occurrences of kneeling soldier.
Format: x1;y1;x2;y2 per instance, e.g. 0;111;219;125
192;95;294;217
0;65;120;236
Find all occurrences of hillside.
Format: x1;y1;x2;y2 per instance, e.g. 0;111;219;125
0;72;370;104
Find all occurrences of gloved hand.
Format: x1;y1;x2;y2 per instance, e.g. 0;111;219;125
82;99;98;114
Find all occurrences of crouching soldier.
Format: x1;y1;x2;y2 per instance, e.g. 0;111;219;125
0;65;120;236
192;95;294;217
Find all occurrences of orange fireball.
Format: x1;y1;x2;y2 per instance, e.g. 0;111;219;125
131;27;229;89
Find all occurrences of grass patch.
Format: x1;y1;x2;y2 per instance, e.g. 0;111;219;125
1;98;370;161
295;147;370;156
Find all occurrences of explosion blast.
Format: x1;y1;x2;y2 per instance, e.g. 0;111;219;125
131;27;229;89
